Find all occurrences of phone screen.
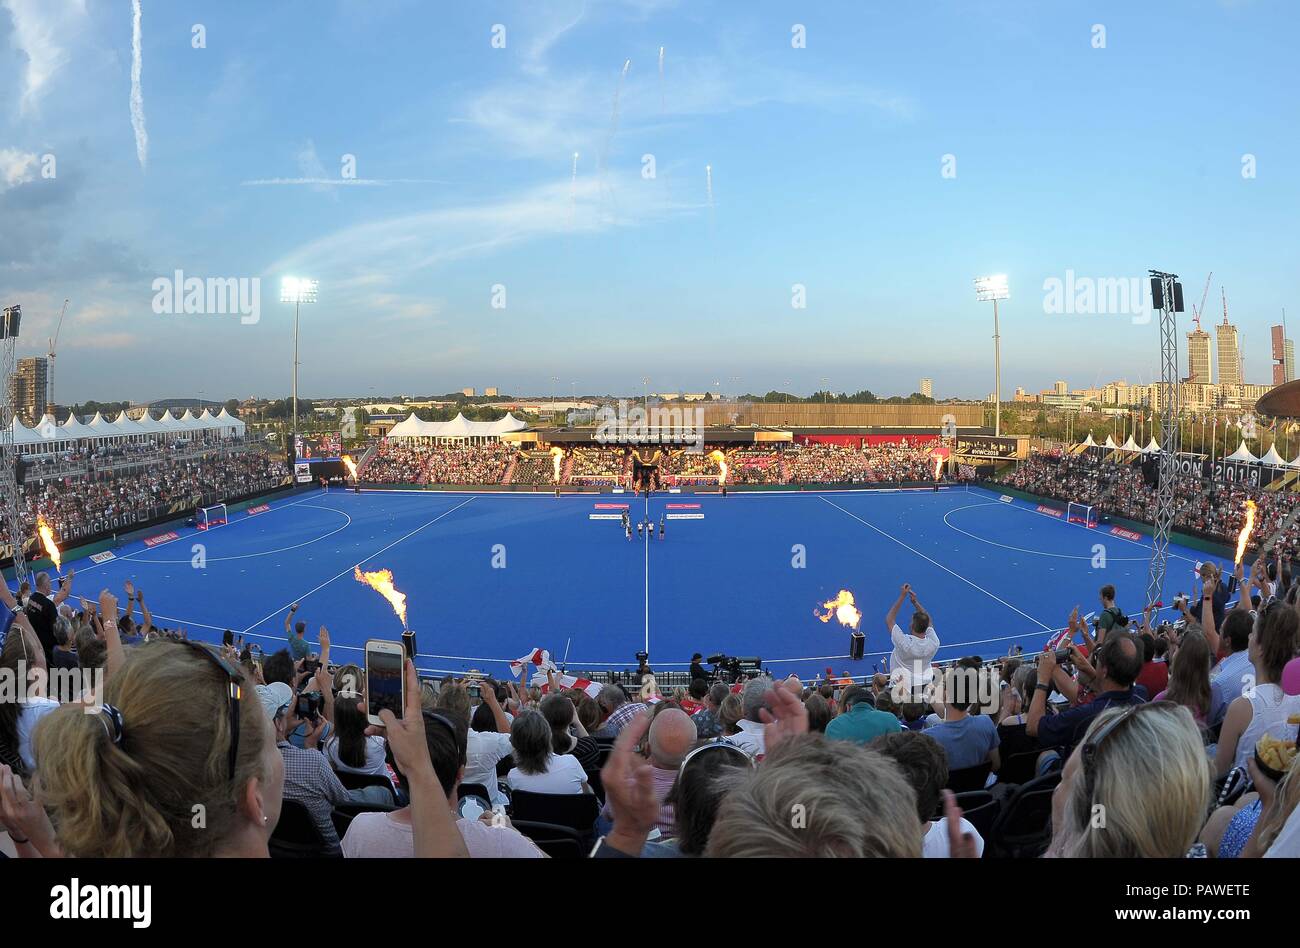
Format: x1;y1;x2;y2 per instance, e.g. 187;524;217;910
367;647;404;721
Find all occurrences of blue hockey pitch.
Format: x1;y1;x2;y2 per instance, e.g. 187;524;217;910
51;485;1227;680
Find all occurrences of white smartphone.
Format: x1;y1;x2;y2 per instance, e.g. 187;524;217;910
365;639;406;727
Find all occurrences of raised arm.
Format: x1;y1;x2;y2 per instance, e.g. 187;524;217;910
52;569;75;606
1199;581;1220;655
482;678;510;733
97;588;126;685
136;587;152;638
884;584;910;635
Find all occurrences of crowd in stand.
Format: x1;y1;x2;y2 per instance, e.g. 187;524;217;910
4;566;1295;861
1006;452;1299;552
359;439;946;488
4;448;288;547
361;441;511;485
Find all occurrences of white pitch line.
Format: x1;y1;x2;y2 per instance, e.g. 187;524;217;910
818;494;1052;631
239;496;476;636
644;492;650;654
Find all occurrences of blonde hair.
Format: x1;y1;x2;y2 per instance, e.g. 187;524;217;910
639;675;660;701
33;640;272;857
1050;703;1211;858
706;735;921;857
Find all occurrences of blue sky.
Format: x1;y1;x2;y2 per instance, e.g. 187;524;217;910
0;0;1296;404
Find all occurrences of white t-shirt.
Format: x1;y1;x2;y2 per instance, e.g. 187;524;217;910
506;753;588;795
17;697;60;771
727;719;766;758
465;730;514;807
341;810;544;858
922;817;985;858
890;624;940;694
324;734;390;779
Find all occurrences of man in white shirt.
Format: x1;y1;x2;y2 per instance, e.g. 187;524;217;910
885;584;940;702
438;680;513;808
726;678;772;758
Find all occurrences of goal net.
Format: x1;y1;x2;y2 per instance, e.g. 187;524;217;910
1066;502;1098;528
196;503;228;530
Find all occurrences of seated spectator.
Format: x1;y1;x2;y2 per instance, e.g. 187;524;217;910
1154;628;1213;725
323;692;392;783
644;740;754;857
718;693;745;742
726;678;772;757
1214;604;1300;777
1048;703;1211;857
595;684;643;738
824;684;901;745
681;678;707;714
707;734;923;857
1209;610;1257;727
872;730;985;857
342;709;542;858
259;678;350;855
32;639;283;857
1135;631;1169;698
439;680;512;808
541;692;600;782
506;709;590;795
925;659;1000;773
691;682;728;740
1029;632;1146;758
804;693;833;733
995;665;1039;762
0;619;58;775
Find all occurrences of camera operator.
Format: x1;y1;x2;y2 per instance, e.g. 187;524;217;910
689;653;708;682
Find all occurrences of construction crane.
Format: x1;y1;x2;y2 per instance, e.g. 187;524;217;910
1191;271;1212;330
47;298;68;414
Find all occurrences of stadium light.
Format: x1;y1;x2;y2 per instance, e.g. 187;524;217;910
974;275;1009;436
281;277;318;463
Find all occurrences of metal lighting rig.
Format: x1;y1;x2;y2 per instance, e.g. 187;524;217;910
0;305;28;584
1146;271;1184;607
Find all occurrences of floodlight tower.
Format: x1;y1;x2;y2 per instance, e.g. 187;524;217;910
280;277;318;463
0;305;28;584
974;275;1010;436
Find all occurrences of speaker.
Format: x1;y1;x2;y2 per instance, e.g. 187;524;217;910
849;630;865;661
1150;277;1164;311
14;456;26;486
1141;455;1159;487
1172;281;1185;313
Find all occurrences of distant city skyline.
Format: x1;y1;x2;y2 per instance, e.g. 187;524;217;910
2;1;1297;404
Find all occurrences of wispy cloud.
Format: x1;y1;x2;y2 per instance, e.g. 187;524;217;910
0;147;38;191
130;0;147;170
241;177;444;187
2;0;87;115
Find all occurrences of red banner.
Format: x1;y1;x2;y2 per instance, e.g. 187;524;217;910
594;503;630;509
1110;526;1143;541
246;504;271;515
144;531;180;547
666;503;701;509
1036;505;1064;518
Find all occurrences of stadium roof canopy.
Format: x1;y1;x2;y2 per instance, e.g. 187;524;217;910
1255;381;1299;419
8;408;245;450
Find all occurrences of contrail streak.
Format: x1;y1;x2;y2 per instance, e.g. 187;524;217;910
130;0;148;171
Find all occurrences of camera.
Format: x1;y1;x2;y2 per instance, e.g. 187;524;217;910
1053;647;1073;665
296;691;322;723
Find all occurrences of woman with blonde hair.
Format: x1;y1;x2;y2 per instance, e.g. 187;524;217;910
32;639;285;857
639;674;661;703
1154;628;1213;725
1047;702;1211;858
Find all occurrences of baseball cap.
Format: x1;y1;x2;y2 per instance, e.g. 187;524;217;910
256;681;293;721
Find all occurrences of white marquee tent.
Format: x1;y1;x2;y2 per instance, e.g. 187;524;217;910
9;408;247;454
386;411;526;440
1225;442;1259;463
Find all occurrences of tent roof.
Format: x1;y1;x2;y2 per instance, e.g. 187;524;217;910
1103;435;1118;448
1121;436;1140;451
1259;444;1286;466
56;413;96;438
110;411;147;433
1081;433;1096;447
1225;442;1259;462
1143;437;1161;453
387;411;527;439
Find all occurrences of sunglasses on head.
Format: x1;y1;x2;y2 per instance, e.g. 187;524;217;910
177;640;244;782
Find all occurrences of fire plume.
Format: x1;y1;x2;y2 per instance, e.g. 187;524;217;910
708;449;728;485
354;566;408;628
933;456;944;480
550;447;565;484
36;515;61;572
816;589;861;629
341;455;358;480
1234;499;1257;565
